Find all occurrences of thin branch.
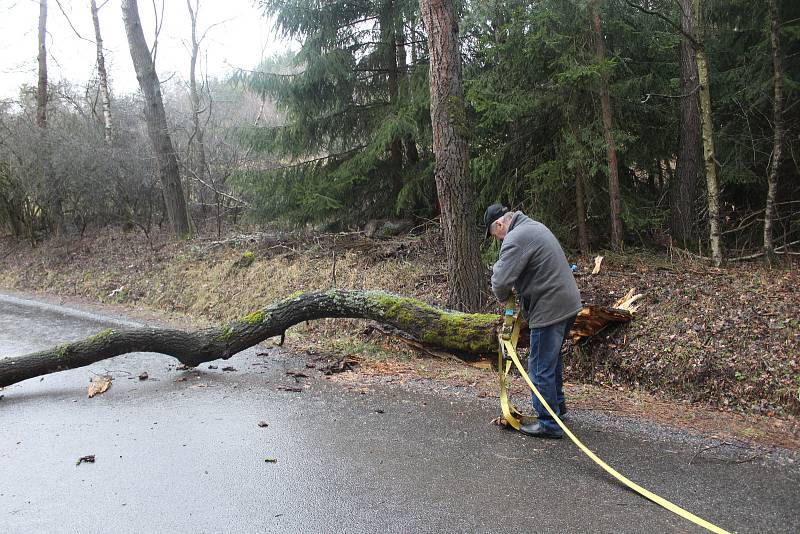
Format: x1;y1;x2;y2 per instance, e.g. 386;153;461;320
729;240;800;261
623;0;700;49
641;84;700;103
54;0;95;44
183;165;249;207
150;0;165;64
778;16;800;28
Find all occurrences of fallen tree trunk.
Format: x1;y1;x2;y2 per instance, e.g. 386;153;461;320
0;289;638;388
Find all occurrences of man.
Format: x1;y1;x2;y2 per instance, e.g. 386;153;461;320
485;203;582;439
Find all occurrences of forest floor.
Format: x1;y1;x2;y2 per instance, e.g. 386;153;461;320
1;228;798;451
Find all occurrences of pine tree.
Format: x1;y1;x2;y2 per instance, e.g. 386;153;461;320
241;0;431;226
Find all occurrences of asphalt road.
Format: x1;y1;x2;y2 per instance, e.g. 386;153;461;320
0;293;798;533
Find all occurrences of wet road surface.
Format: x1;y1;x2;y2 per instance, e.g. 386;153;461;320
1;293;798;533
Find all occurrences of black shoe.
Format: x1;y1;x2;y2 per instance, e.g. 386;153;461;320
519;422;563;439
559;402;568;416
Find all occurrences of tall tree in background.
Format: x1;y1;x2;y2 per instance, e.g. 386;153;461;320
90;0;114;145
670;0;701;249
764;0;784;255
121;0;191;237
36;0;48;132
36;0;62;234
590;0;623;250
243;0;430;225
420;0;483;311
186;0;209;214
692;0;722;265
382;0;404;190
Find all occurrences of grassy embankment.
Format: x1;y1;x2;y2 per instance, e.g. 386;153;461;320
1;229;797;418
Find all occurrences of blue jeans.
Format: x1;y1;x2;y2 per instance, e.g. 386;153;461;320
528;315;576;434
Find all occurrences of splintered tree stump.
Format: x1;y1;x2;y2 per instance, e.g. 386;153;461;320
0;289;639;388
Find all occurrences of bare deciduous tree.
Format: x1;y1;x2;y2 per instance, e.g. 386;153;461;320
90;0;114;145
121;0;191;238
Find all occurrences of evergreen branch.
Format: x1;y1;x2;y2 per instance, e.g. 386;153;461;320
270;146;368;171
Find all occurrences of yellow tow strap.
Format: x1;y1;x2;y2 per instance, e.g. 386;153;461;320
498;327;730;534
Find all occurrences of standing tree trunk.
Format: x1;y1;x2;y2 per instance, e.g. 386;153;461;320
764;0;784;256
36;0;48;131
186;0;209;220
0;289;636;388
420;0;484;311
36;0;61;235
122;0;191;238
590;0;623;251
396;11;420;165
91;0;114;145
693;0;722;266
670;0;701;249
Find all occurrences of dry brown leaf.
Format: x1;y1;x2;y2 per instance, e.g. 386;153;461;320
87;375;112;398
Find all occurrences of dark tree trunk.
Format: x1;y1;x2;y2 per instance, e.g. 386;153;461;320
764;0;784;255
121;0;191;238
396;12;420;165
0;290;634;388
576;164;590;255
670;0;701;249
590;0;623;251
420;0;485;311
91;0;114;145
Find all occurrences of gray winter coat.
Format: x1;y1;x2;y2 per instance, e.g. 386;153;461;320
491;212;582;328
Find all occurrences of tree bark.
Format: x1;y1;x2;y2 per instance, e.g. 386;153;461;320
764;0;784;255
91;0;114;145
420;0;485;311
590;0;623;251
121;0;191;238
670;0;701;249
693;0;722;266
0;290;634;388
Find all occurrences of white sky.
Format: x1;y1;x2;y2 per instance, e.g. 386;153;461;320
0;0;292;100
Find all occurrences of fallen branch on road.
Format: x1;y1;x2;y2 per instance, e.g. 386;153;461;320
0;289;639;389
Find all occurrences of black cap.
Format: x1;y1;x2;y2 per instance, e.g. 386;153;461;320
483;203;508;237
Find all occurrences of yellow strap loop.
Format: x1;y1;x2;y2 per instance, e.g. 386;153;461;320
498;332;730;534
